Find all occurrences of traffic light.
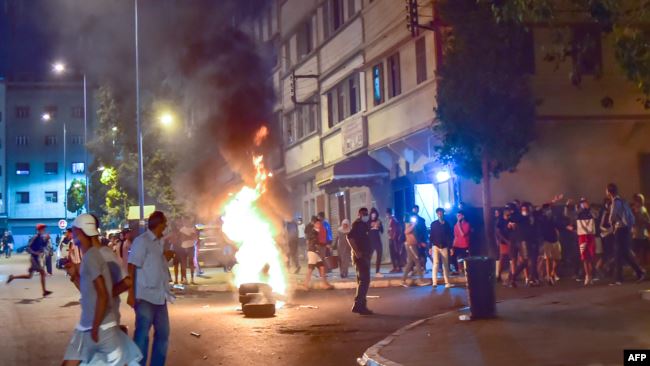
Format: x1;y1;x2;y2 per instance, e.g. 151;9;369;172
405;0;419;38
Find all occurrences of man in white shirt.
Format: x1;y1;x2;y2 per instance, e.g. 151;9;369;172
127;211;175;366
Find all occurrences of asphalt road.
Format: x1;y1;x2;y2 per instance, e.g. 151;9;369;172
0;254;599;366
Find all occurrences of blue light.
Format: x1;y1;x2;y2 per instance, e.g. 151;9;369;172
436;170;451;183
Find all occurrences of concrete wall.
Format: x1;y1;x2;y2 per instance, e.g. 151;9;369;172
460;120;650;206
284;134;321;175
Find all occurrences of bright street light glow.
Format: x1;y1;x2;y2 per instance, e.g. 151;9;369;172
41;113;51;121
74;183;81;188
52;62;66;74
160;113;173;126
436;170;451;183
112;126;118;132
98;166;106;171
444;202;452;209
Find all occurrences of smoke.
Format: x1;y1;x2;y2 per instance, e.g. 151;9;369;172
39;0;288;221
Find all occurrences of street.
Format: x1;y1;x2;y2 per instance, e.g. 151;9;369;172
0;254;615;366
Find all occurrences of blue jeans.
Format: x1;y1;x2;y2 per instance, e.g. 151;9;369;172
134;300;169;366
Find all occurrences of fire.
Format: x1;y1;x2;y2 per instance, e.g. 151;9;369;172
221;126;287;303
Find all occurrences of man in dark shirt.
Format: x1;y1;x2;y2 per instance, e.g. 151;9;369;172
539;204;562;285
347;207;373;315
411;205;428;268
6;223;52;297
429;208;453;287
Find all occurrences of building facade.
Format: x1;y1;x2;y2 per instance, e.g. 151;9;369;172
3;80;91;246
247;0;650;236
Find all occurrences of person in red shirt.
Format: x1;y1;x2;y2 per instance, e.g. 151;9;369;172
452;211;471;275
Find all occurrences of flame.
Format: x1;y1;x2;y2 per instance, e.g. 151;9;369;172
221;126;287;304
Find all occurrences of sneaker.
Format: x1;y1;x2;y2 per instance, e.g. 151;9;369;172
554;275;560;282
584;276;592;286
375;272;384;278
43;290;53;297
609;281;622;286
400;281;409;288
352;307;374;316
6;275;13;284
445;283;453;289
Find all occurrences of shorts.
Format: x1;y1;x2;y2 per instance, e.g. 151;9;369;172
64;326;142;365
542;241;562;261
453;247;469;260
509;241;529;260
499;242;509;256
307;251;324;268
28;255;44;273
578;235;596;261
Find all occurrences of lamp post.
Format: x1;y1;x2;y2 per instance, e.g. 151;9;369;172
42;113;67;220
135;0;145;233
52;62;89;213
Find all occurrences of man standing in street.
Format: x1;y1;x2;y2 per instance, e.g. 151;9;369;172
607;183;646;285
285;219;301;274
6;223;52;297
452;211;471;276
2;230;14;258
297;217;306;261
411;205;428;269
128;211;175;366
347;207;373;315
386;208;403;273
430;208;453;288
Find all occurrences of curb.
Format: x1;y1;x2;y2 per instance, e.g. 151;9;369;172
358;307;468;366
190;276;467;293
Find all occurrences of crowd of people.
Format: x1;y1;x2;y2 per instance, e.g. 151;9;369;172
5;211;177;365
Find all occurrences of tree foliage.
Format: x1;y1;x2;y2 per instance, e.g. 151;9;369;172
66;179;86;215
434;0;537;182
485;0;650;107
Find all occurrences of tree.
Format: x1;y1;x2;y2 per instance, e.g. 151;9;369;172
66;179;86;215
434;0;537;255
485;0;650;107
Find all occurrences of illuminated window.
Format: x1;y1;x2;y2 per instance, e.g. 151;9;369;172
71;162;85;174
373;63;384;106
45;162;58;175
15;163;30;175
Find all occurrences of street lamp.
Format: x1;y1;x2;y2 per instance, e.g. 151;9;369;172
52;61;89;213
135;0;145;233
42;113;67;220
159;113;173;127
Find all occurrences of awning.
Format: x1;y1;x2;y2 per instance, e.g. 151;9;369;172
315;154;389;190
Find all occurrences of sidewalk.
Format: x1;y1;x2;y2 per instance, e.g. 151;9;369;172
360;283;650;366
178;263;467;292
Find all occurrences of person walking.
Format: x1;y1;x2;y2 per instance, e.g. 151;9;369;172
127;211;176;366
118;229;134;271
452;211;471;276
606;183;646;285
44;232;54;275
576;198;597;285
2;230;14;258
347;207;373;315
402;216;425;287
62;214;141;366
285;219;301;274
6;224;52;297
430;208;453;288
495;208;514;285
386;208;403;273
368;208;384;278
411;206;428;270
303;216;334;290
336;219;352;278
597;198;615;278
178;219;198;285
631;193;650;265
297;217;306;261
539;204;562;285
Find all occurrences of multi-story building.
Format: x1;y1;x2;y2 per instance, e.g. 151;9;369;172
4;80;91;246
250;0;650;234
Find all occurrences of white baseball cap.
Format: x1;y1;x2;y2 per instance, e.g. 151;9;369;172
72;214;100;237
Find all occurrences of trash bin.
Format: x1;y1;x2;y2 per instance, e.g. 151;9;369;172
464;256;496;319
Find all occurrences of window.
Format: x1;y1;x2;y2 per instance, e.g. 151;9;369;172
296;20;313;59
573;25;601;75
15;163;30;175
71;106;84;118
44;105;58;117
45;135;57;146
71;162;85;174
16;192;29;204
283;97;319;144
372;63;384;106
71;135;84;145
284;42;291;72
15;136;29;146
331;0;344;33
416;37;427;84
387;53;401;98
327;73;360;127
45;191;58;203
45;162;58;174
348;0;356;17
15;106;29;118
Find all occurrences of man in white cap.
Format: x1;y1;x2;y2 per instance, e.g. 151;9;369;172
62;213;141;365
128;211;175;366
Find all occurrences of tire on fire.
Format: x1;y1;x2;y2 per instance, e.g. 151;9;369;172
238;283;271;296
242;303;276;318
239;293;264;305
